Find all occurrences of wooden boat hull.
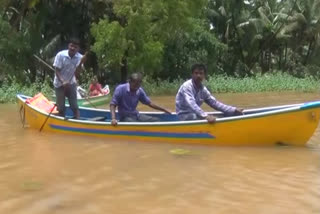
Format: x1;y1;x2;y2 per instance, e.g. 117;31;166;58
17;94;320;146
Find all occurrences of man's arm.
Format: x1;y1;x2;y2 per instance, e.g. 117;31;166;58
98;84;104;94
55;67;65;85
139;88;171;114
147;102;171;114
109;86;122;126
110;104;118;126
75;52;88;76
53;53;66;85
203;88;241;116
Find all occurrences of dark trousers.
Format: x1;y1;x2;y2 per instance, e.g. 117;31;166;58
55;84;79;117
121;114;160;122
178;113;203;121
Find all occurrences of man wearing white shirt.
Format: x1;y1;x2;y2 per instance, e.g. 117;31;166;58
53;38;87;119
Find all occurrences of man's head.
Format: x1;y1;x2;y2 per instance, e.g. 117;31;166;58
68;38;80;57
129;73;143;92
191;64;206;86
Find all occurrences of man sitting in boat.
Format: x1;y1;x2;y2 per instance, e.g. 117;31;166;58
89;76;108;96
176;63;243;123
110;73;171;125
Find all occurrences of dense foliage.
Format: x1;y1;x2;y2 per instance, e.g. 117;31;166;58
0;0;320;87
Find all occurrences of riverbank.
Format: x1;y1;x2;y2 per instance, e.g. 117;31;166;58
0;72;319;103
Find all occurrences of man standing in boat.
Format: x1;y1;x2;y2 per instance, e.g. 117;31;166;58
110;73;171;125
176;64;243;123
53;38;87;119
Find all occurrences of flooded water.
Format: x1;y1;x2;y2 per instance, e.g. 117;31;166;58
0;92;320;214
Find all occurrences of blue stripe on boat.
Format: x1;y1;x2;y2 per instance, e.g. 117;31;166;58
301;101;320;110
50;124;215;139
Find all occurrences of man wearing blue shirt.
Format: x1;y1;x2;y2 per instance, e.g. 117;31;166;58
53;38;87;119
110;73;171;125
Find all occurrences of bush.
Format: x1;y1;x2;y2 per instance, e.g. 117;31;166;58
142;72;320;95
1;72;319;103
0;77;53;103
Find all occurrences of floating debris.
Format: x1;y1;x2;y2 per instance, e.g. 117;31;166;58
169;148;192;156
21;181;43;191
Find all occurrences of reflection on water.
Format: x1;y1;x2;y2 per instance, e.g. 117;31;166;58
0;92;320;214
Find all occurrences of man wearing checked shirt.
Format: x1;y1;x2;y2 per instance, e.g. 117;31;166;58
176;64;244;123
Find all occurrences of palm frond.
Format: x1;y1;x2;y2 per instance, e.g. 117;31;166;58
207;9;221;18
273;13;289;24
218;6;227;17
28;0;41;8
311;0;320;20
275;32;291;41
258;7;272;27
40;34;61;59
281;22;302;33
292;13;307;25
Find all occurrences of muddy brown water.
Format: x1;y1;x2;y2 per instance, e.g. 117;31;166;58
0;92;319;214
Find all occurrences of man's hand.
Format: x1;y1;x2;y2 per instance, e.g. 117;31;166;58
234;108;244;116
111;118;118;126
206;115;216;124
62;80;70;87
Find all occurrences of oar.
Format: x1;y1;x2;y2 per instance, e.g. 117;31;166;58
39;104;56;132
33;54;55;72
82;94;97;108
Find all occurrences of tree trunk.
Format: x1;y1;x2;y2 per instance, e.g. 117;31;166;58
304;39;314;65
266;49;271;71
284;43;287;69
231;13;245;65
120;57;128;83
278;48;282;70
9;0;31;32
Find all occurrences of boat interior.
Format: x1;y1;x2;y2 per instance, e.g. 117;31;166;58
18;94;302;123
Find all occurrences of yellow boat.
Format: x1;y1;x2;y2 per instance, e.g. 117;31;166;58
17;94;320;146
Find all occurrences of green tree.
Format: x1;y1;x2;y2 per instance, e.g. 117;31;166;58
160;18;226;80
91;0;207;82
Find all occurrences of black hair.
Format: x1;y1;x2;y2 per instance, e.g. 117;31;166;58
69;37;81;46
129;73;143;82
191;64;207;73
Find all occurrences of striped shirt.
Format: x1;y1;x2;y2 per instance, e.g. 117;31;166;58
53;50;82;88
175;79;236;118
